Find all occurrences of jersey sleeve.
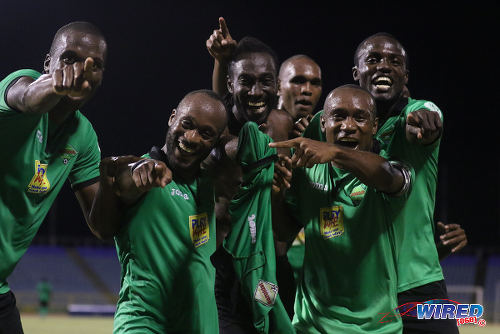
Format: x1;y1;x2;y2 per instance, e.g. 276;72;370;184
69;118;101;189
0;69;41;116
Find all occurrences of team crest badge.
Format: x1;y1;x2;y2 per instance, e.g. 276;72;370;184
60;145;78;165
320;206;344;239
350;184;367;202
254;280;278;307
189;213;209;248
27;160;50;194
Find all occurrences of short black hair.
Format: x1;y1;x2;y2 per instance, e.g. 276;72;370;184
279;54;321;78
353;32;409;69
178;89;229;125
228;36;279;76
50;21;106;56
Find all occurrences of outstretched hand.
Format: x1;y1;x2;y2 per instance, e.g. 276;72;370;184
206;17;237;61
406;108;442;144
100;156;172;198
270;137;334;168
52;57;99;99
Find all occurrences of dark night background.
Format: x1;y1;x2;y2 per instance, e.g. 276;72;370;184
1;1;498;248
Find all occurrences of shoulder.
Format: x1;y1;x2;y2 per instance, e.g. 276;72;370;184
0;69;41;86
405;98;443;119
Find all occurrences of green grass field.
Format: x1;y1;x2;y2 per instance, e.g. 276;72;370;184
20;313;500;334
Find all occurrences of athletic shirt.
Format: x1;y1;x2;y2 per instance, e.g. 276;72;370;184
304;97;444;293
0;69;101;294
286;163;406;334
113;148;218;334
224;122;294;333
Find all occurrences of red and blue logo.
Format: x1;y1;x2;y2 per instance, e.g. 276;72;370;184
380;299;487;327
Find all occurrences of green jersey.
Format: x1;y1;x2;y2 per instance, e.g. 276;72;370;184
0;69;101;294
224;122;294;334
304;98;444;292
113;148;218;334
286;163;408;334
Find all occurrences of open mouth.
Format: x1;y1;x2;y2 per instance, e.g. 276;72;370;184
178;139;195;154
248;101;267;114
373;76;393;90
336;137;358;149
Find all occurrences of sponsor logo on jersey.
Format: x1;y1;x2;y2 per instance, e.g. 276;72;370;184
320;206;344;239
310;181;328;192
248;214;257;244
380;299;487;328
36;130;43;143
189;213;209;248
60;145;78;165
350;184;367;202
254;280;278;307
27;160;50;194
171;188;189;200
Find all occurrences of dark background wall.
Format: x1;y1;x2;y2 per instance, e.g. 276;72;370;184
1;1;498;247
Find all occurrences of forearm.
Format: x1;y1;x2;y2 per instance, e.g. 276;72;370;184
212;59;229;96
8;76;62;114
88;180;123;240
331;145;405;194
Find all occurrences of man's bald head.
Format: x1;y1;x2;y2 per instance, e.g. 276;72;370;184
278;54;322;119
50;21;107;59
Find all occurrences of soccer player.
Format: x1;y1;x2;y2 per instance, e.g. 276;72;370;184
271;84;413;333
90;90;228;333
305;32;459;333
0;21;106;333
206;19;295;333
278;54;322;138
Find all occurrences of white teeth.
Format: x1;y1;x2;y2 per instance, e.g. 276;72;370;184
374;76;392;85
340;137;357;142
178;141;194;153
248;101;265;107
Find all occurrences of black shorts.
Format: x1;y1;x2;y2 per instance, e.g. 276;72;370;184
398;280;459;334
0;291;24;334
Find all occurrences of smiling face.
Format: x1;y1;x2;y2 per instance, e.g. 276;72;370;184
279;56;322;120
165;92;227;178
228;52;278;125
353;35;408;104
321;86;377;152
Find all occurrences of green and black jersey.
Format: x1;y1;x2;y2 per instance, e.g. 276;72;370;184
0;69;100;294
113;149;218;334
303;97;444;293
286;163;409;333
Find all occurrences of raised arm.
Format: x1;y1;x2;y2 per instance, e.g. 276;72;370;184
88;156;172;240
6;58;98;114
270;137;409;195
206;17;237;96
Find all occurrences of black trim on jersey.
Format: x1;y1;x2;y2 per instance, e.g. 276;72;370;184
241;154;278;174
72;176;100;191
3;76;24;112
388;97;409;118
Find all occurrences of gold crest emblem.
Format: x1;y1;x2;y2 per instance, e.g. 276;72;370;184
27;160;50;194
